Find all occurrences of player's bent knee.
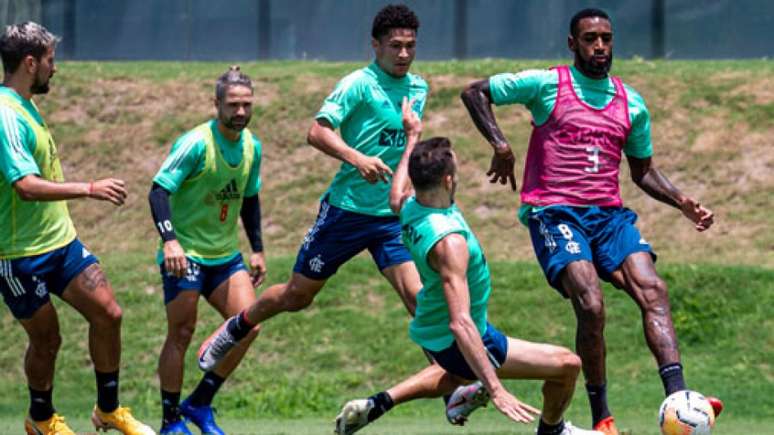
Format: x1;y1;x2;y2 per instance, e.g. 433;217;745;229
30;332;62;357
282;283;318;311
575;294;605;322
168;322;196;347
90;301;123;328
560;351;582;378
639;278;669;309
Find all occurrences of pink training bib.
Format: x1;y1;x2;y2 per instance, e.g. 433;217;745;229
520;65;631;207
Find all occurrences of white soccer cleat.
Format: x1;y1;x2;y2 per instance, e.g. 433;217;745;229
446;381;489;425
197;317;238;372
334;399;374;435
560;421;604;435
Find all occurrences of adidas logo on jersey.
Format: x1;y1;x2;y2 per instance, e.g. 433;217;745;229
215;179;241;201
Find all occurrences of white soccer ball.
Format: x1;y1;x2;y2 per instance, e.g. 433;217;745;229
659;390;715;435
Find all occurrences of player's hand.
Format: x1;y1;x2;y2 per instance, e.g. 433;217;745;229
89;178;127;206
249;251;267;287
490;389;540;424
679;196;714;231
487;146;517;191
401;97;422;140
354;154;393;184
163;240;188;278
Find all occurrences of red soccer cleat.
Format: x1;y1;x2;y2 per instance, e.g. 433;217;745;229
707;396;724;418
593;416;620;435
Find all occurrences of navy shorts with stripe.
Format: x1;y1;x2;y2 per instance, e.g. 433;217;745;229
425;323;509;381
292;197;413;280
160;253;247;304
527;205;656;297
0;238;99;319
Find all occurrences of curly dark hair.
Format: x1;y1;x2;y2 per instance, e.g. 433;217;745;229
371;4;420;40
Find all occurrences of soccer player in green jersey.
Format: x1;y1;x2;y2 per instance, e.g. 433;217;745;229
333;99;600;435
148;66;264;435
0;22;154;435
197;4;485;425
460;8;722;434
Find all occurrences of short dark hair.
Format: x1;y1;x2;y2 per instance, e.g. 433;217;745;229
569;8;611;37
408;137;455;191
0;22;59;74
215;65;253;100
372;4;420;40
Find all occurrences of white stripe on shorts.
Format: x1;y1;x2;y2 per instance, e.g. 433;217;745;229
1;260;26;297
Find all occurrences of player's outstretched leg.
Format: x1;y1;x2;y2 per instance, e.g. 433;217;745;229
613;253;724;421
495;337;601;435
181;270;260;435
199;274;325;371
335;364;465;434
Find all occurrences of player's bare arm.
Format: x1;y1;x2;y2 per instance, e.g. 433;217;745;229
431;233;539;424
389;97;422;214
627;155;714;231
307;118;392;184
460;79;517;191
14;174;127;205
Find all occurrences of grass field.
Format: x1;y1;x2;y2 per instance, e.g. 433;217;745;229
0;60;771;434
0;257;771;434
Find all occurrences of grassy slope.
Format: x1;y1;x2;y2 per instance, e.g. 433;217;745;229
0;60;771;432
46;59;774;267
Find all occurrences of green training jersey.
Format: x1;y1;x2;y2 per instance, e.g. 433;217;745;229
153;120;261;265
400;197;492;352
317;62;428;216
0;87;76;259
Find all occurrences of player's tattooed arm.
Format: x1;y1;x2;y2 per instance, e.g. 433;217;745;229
628;156;714;231
460;80;517;191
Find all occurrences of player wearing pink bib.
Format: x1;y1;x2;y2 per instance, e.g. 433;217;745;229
521;64;628;208
461;8;722;435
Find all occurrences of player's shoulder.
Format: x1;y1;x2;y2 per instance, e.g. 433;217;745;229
618;80;649;110
406;72;429;90
335;67;372;92
170;123;209;154
0;102;29;136
246;130;263;152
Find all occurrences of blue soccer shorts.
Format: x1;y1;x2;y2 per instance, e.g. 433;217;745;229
161;253;247;304
0;238;99;319
527;205;656;297
292;197;413;280
425;323;509;381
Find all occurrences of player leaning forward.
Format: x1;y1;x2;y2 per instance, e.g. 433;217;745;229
460;7;723;435
334;99;601;435
0;22;154;435
196;4;486;426
148;66;264;435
